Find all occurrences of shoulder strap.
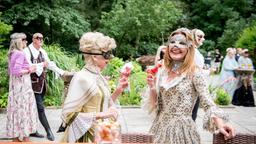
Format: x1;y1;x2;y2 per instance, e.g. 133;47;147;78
39;51;45;62
28;46;34;63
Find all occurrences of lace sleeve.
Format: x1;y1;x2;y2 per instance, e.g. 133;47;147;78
141;87;157;115
192;72;229;133
141;68;164;117
68;112;96;142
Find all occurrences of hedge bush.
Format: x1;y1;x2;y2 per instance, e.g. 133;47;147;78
103;58;147;106
214;88;231;105
0;49;9;108
44;44;79;106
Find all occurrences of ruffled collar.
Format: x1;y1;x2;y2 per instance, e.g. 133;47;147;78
159;69;186;90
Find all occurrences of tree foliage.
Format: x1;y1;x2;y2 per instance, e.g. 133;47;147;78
76;0;115;30
1;0;90;51
99;0;183;59
0;13;13;49
181;0;255;51
235;21;256;64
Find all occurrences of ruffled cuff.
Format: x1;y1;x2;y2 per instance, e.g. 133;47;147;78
203;106;229;133
141;88;157;116
68;112;96;142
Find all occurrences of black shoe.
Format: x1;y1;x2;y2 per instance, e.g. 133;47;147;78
46;130;55;141
57;123;66;133
30;131;44;138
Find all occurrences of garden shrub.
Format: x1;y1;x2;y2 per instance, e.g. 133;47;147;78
44;44;79;106
235;22;256;65
119;71;147;105
214;88;231;105
0;49;8;108
103;58;147;106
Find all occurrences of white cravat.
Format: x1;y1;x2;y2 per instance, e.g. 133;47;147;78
24;43;65;77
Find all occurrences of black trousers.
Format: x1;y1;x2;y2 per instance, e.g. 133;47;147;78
34;86;52;133
192;97;200;121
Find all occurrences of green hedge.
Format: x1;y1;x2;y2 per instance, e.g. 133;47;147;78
0;49;8;108
103;58;147;106
44;44;79;106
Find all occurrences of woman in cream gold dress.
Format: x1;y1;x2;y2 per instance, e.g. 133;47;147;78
60;32;129;143
143;28;235;143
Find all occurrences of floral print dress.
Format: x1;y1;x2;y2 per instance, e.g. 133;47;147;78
6;74;38;140
148;69;228;144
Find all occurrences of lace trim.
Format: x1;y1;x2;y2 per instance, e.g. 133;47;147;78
160;74;186;90
68;112;96;142
203;106;229;133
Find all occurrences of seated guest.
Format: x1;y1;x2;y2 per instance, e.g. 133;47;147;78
232;49;255;107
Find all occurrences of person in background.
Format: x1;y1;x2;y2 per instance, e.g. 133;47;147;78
238;49;254;69
143;28;235;143
219;48;239;97
23;33;68;141
6;33;38;142
191;28;210;121
213;48;223;73
60;32;130;143
191;28;205;69
204;51;212;69
232;49;255;107
154;45;167;66
235;48;243;62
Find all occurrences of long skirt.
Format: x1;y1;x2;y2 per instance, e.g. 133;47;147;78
6;74;38;140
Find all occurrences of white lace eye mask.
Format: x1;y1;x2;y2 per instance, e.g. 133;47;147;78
169;34;191;49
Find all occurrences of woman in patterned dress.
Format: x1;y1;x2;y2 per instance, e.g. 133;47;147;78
6;33;38;142
143;28;235;143
60;32;129;143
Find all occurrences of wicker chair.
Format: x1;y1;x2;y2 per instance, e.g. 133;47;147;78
121;133;154;143
213;133;256;144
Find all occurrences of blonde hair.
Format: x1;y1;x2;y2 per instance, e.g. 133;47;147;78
33;33;43;39
191;28;205;47
8;33;26;58
79;32;116;64
79;32;116;53
164;28;196;75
